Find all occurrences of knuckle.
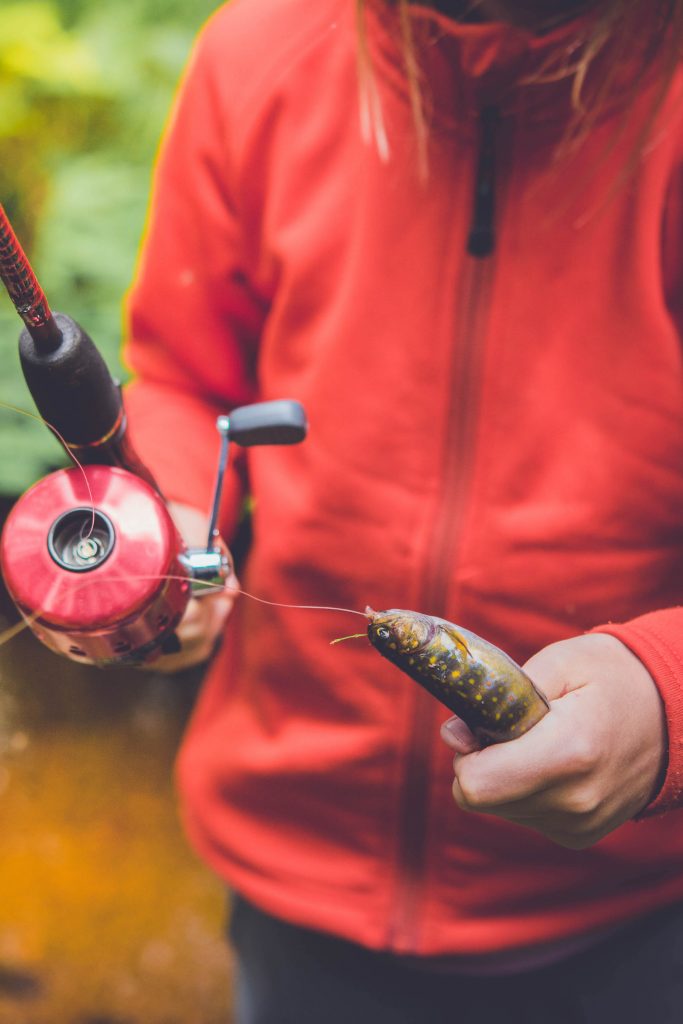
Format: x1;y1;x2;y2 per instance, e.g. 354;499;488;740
454;769;485;812
563;732;599;776
523;639;571;679
563;784;602;818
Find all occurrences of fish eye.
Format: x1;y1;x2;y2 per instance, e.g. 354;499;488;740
376;626;391;641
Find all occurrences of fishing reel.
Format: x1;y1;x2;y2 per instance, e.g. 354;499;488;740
0;400;306;667
0;202;307;666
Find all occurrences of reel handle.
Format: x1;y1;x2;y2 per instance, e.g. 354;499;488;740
199;400;308;578
227;399;307;446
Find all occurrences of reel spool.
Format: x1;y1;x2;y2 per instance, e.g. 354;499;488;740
0;464;193;665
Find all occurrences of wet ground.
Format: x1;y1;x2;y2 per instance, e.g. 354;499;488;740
0;596;234;1023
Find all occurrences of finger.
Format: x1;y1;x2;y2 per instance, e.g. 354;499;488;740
144;644;213;674
223;573;241;598
440;717;480;754
451;767;598;823
521;636;602;702
451;781;603;849
179;594;232;643
144;622;224;673
139;588;235;673
451;770;554;824
452;691;591;809
450;766;605;840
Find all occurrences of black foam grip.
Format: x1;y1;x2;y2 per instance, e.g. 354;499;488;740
19;312;122;446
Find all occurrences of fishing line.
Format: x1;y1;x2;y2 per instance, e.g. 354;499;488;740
0;401;368;654
105;574;368;619
0;399;95;537
231;585;368;619
0;604;45;649
0;618;30;646
0;572;369;652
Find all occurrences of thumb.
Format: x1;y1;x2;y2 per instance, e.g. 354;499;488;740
521;641;576;703
440;716;480;754
520;634;626;708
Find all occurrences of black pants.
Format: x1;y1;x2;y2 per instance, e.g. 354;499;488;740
228;893;683;1024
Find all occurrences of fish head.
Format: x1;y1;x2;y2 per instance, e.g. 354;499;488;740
365;607;436;656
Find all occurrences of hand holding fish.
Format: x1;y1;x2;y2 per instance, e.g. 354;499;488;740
440;633;667;849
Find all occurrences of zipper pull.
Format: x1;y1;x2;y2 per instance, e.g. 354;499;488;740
467;106;498;259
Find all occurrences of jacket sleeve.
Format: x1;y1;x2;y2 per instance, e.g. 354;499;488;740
590;150;683;818
593;609;683;817
122;15;266;538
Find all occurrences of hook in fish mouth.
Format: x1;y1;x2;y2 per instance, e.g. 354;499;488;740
365;606;390;638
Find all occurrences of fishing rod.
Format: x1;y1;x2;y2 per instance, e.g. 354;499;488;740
0;202;159;486
0;202;307;666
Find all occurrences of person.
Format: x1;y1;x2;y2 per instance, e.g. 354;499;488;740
122;0;683;1020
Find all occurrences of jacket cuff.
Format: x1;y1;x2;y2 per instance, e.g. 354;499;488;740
591;607;683;817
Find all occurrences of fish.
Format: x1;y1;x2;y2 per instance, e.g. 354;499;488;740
366;607;549;745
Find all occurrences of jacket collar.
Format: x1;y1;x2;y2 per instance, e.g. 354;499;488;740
365;1;604;128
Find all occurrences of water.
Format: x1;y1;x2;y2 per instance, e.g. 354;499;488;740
0;610;233;1023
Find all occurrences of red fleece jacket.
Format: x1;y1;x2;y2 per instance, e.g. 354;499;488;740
124;0;683;955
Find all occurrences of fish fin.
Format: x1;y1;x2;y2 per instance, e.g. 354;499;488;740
442;623;471;658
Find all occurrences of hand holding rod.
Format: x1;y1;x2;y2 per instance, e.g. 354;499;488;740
0;205;310;666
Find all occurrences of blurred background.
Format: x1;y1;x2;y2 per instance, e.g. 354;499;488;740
0;2;235;1020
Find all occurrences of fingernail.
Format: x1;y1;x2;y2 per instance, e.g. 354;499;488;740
440;717;465;745
440;717;478;753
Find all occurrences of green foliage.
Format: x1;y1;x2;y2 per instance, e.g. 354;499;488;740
0;0;221;495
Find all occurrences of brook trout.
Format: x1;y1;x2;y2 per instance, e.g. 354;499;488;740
366;607;549;745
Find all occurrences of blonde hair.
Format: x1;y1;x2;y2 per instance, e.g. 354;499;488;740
356;0;683;172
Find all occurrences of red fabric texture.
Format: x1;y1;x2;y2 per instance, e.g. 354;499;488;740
593;609;683;816
123;0;683;956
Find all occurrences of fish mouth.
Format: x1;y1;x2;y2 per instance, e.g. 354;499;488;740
365;607;433;653
365;608;397;646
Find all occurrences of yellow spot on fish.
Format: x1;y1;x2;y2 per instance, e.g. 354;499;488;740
475;694;483;702
429;655;437;664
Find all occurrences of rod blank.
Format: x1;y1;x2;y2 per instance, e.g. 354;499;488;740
0;203;62;353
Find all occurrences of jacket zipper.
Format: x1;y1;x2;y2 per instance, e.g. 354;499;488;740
468;106;498;258
388;107;500;951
